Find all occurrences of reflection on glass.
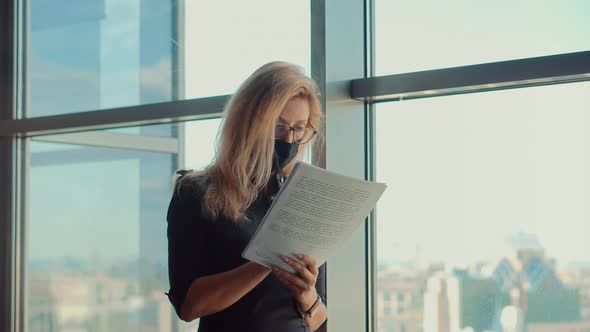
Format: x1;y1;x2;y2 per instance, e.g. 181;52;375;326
27;119;224;332
376;0;590;75
375;82;590;332
28;0;176;119
28;0;310;118
28;133;177;331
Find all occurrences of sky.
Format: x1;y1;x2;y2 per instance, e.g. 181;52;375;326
375;82;590;267
375;0;590;75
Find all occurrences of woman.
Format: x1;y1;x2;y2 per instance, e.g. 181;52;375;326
166;62;327;332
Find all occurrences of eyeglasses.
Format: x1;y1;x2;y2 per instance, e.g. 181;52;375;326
274;124;317;144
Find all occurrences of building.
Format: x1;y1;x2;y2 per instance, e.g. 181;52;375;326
378;265;428;332
424;270;503;332
491;233;581;325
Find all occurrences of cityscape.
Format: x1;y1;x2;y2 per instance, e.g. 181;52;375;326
27;257;186;332
377;233;590;332
26;232;590;332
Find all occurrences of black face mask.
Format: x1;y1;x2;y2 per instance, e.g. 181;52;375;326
272;139;299;173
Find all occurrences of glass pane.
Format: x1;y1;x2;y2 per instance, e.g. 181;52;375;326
27;120;223;332
28;141;176;331
376;0;590;75
184;0;310;99
184;118;221;171
27;0;310;117
375;82;590;332
28;0;176;117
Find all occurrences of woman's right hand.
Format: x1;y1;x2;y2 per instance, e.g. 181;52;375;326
271;254;319;311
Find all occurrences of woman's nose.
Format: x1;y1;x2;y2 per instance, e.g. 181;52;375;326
282;130;294;143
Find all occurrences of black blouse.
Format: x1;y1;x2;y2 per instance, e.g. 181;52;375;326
166;171;327;332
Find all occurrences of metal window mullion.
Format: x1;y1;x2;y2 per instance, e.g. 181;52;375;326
0;95;228;138
351;51;590;103
363;0;377;331
0;140;14;332
0;1;17;332
321;0;369;331
0;138;25;332
172;0;185;103
16;138;27;332
311;0;326;170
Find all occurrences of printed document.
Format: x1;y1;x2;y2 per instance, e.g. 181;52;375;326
242;161;387;272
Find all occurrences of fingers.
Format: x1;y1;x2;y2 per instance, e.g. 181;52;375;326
294;254;319;275
272;265;308;291
281;256;316;284
271;254;319;297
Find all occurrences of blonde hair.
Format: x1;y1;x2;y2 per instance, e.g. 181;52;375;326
182;61;323;221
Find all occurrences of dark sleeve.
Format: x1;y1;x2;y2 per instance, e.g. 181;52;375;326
166;177;210;319
315;263;327;331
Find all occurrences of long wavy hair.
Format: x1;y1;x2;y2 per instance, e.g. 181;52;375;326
181;62;323;221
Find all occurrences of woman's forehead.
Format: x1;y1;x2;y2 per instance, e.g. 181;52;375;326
279;98;310;123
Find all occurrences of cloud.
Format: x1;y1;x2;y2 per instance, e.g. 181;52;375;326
139;57;173;100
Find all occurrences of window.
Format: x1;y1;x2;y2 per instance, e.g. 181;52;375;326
184;0;310;99
376;81;590;332
383;290;392;301
18;0;311;329
28;129;176;331
28;0;176;116
397;292;405;303
26;118;223;332
376;0;590;74
27;0;310;117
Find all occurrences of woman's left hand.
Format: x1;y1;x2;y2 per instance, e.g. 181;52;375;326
272;254;319;311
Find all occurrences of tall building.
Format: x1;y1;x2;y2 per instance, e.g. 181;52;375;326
424;270;502;332
378;265;428;332
423;275;450;332
491;233;581;325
